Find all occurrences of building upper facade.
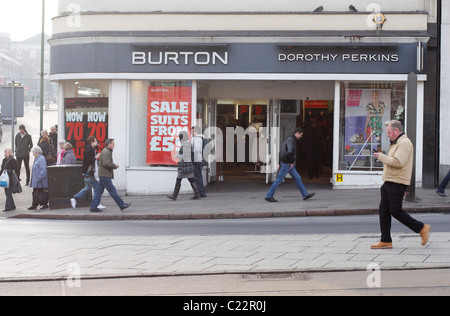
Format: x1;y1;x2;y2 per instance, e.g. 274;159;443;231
52;0;437;45
57;0;436;14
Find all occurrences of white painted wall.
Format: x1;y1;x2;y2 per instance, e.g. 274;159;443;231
441;0;450;176
58;0;431;14
52;12;428;37
108;80;128;192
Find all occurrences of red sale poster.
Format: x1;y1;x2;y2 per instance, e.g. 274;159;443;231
65;97;109;160
147;85;192;165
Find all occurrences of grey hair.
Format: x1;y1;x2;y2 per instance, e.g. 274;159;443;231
385;120;403;132
31;146;43;155
4;148;14;157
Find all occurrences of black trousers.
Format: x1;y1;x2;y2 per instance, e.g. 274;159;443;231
193;162;207;196
379;182;424;243
16;156;30;182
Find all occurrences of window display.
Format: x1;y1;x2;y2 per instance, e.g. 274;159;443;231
339;82;406;172
130;80;192;167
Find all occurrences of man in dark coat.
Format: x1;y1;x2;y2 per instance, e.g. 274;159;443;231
71;136;102;209
15;125;33;186
265;128;315;203
90;139;131;213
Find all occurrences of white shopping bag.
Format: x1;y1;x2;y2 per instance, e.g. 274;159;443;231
94;160;99;181
0;170;10;188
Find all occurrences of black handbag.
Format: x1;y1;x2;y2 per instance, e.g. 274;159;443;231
32;190;49;206
10;171;22;194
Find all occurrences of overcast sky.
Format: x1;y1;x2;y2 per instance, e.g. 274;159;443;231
0;0;59;41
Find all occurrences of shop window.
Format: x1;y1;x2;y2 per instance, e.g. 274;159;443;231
130;80;192;167
339;82;406;172
74;81;109;98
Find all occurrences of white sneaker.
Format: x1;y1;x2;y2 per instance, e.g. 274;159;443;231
98;204;106;209
70;198;77;210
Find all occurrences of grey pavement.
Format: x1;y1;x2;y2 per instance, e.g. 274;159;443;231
0;180;449;282
1;228;449;281
2;180;450;220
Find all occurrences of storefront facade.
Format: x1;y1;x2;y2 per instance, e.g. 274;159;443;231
50;0;438;194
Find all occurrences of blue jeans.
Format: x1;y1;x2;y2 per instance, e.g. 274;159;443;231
91;177;125;210
266;162;309;199
193;162;207;196
437;171;450;194
4;187;15;210
74;176;97;200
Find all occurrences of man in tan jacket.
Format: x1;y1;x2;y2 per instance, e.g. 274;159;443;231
372;120;430;249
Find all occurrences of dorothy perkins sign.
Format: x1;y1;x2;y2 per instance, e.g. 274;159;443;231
50;43;422;75
278;52;399;63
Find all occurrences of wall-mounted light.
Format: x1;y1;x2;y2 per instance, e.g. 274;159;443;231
373;13;387;29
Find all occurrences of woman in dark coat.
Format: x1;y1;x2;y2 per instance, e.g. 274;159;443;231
167;131;200;201
38;136;56;166
1;148;20;212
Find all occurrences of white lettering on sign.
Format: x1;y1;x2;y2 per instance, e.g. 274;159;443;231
66;112;84;122
88;112;107;123
278;53;399;63
150;102;189;114
132;51;228;66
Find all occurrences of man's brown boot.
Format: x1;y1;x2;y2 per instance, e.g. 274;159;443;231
371;242;393;250
420;224;431;246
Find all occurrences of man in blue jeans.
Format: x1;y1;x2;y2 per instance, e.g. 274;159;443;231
436;170;450;197
90;139;131;213
71;136;105;210
265;128;315;203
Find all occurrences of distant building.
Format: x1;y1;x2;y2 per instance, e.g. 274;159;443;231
7;33;57;104
0;32;20;86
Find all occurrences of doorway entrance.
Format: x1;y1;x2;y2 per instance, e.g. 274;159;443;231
198;80;335;185
279;100;334;184
215;99;272;182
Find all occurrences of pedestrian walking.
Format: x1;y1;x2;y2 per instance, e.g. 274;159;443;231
15;125;33;186
167;131;201;201
265;128;315;203
1;149;20;212
28;147;49;210
90;139;131;213
191;126;207;198
56;140;66;165
372;120;431;249
436;170;450;197
61;143;77;165
71;137;105;210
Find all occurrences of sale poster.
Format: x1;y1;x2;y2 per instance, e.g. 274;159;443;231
147;84;192;165
64;98;109;160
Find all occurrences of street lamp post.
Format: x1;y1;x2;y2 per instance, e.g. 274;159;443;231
40;0;45;132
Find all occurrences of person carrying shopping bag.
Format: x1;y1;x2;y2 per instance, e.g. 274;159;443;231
1;148;20;212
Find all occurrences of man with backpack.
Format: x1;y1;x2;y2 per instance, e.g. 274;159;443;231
265;127;315;203
192;126;207;198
